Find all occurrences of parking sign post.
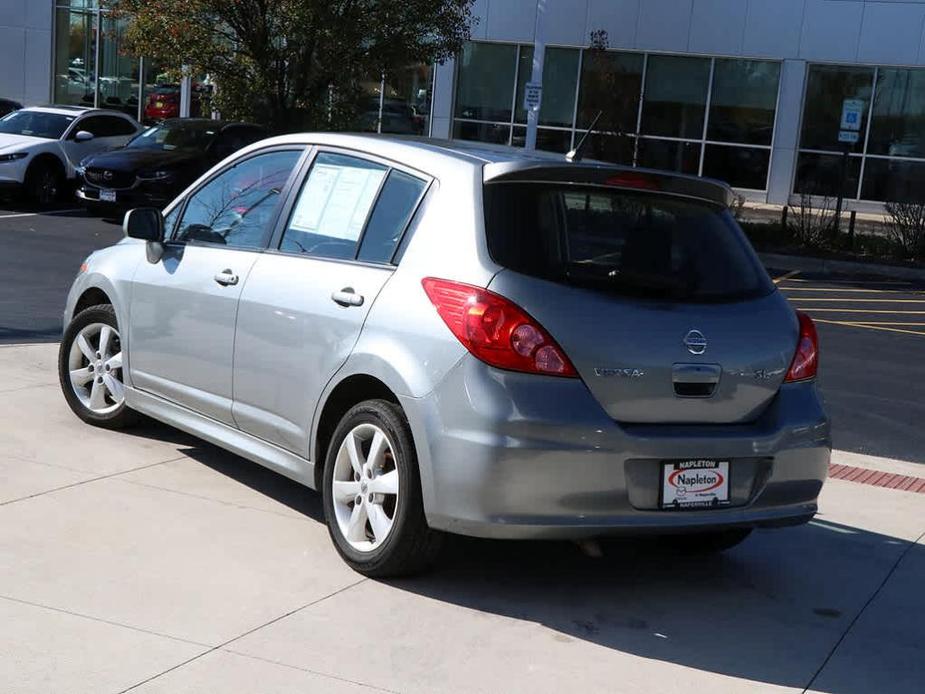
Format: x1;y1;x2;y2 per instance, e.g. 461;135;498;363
834;99;864;235
524;1;547;151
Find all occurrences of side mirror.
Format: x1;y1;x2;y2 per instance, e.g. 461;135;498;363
74;130;94;143
123;207;165;262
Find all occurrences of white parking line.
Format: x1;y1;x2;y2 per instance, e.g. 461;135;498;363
0;209;82;220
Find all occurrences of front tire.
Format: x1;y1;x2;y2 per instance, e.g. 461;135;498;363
24;161;63;206
58;303;137;429
322;399;442;577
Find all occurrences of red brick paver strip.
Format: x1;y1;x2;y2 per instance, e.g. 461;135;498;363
828;463;925;494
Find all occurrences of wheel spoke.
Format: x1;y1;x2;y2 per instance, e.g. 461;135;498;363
346;502;368;543
366;430;388;469
332;480;361;503
76;333;96;362
102;374;124;403
367;503;391;542
88;379;107;410
70;368;94;387
106;351;122;370
345;432;364;476
98;326;112;359
369;469;398;496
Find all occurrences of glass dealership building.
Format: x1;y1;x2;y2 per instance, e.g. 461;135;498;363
5;0;925;208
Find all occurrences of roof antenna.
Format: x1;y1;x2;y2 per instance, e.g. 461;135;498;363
566;110;603;162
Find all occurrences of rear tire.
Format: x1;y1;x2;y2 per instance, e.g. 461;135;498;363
58;303;138;429
24;160;63;206
322;399;442;577
659;528;753;554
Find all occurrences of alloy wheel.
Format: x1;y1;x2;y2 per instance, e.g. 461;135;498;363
67;322;125;415
331;423;400;552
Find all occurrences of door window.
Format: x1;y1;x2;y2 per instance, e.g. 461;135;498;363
174;149;301;249
356;170;427;263
281;153;388;260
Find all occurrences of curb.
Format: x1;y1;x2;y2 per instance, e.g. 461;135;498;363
759;252;925;281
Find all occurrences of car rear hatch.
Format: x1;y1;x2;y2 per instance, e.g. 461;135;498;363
482;164;798;425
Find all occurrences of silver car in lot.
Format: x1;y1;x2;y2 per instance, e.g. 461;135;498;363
59;134;830;576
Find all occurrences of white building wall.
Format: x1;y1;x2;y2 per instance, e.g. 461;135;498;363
435;0;925;204
0;0;52;106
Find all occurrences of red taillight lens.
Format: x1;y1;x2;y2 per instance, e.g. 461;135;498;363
605;172;661;190
421;278;577;377
785;311;819;382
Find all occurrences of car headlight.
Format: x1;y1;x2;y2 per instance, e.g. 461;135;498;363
138;170;174;181
0;152;27;162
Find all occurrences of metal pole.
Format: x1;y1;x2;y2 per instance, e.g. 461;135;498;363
524;0;547;151
179;65;192;118
833;143;849;235
378;72;386;134
93;9;102;108
137;56;145;122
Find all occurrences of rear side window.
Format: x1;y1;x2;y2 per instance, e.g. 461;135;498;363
357;170;427;263
484;183;773;303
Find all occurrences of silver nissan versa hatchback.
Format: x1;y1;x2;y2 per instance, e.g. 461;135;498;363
59;134;830;576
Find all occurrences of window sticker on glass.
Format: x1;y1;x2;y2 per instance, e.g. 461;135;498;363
290;162;385;241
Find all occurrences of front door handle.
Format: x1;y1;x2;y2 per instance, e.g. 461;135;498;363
214;269;239;286
331;287;364;307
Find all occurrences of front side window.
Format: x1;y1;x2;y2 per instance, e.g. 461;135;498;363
175;149;301;248
281;153;388;260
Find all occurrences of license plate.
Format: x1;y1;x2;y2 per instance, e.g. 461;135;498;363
99;189;116;203
661;459;730;509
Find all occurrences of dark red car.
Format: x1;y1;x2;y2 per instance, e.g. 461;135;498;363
143;85;209;123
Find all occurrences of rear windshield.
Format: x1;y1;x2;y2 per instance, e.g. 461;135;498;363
484;183;774;303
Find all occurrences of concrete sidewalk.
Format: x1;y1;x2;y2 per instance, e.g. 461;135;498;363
1;343;923;693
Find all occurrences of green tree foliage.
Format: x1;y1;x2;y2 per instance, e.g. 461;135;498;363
105;0;474;132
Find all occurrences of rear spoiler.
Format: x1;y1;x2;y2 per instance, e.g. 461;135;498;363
482;162;735;208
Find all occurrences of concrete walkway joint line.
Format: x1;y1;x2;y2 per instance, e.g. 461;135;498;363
117;578;370;694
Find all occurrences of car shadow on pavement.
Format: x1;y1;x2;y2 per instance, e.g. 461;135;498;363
385;523;922;693
120;428;922;692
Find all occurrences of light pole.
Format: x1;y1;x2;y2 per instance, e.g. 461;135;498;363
524;0;547;151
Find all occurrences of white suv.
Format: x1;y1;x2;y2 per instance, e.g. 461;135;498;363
0;105;141;204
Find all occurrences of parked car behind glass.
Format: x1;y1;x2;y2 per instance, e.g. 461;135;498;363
59;135;830;577
76;118;267;216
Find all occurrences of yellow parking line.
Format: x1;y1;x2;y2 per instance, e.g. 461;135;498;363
794;298;925;303
781;278;914;286
815;319;925;337
832;322;925;326
780;287;923;294
773;270;800;284
798;308;925;314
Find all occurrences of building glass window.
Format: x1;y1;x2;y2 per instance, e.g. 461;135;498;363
452;42;780;192
640;55;710;139
867;68;925;159
454;42;518;124
796;63;925;203
708;59;780;146
514;46;580;128
800;65;873;154
99;14;138;118
54;5;97;107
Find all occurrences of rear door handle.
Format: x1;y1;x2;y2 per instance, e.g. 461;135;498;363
331;287;364;307
214;269;239;286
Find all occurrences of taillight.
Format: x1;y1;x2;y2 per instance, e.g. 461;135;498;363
421;278;577;378
605;172;661;190
785;311;818;382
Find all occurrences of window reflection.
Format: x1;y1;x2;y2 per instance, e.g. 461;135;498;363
800;65;873;153
794;152;862;198
54;7;96;106
454;42;518;122
861;158;925;203
637;138;701;175
708;59;780;146
868;68;925;159
577;50;643;133
515;47;580;127
703;145;771;190
641;55;710;139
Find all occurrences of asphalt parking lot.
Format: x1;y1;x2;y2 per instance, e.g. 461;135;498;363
1;205;924;692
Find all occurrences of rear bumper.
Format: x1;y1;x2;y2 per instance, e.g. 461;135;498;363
401;356;830;540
